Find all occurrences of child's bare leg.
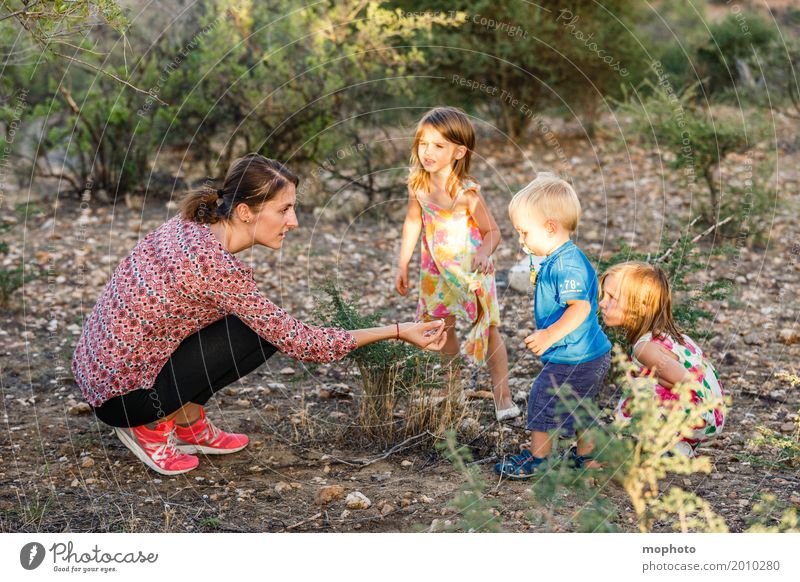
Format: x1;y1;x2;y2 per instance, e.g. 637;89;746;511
441;315;460;391
575;429;603;469
486;325;514;410
529;430;553;458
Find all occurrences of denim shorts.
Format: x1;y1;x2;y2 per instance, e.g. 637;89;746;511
526;351;611;435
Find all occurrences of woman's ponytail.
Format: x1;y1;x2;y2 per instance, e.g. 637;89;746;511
180;154;299;225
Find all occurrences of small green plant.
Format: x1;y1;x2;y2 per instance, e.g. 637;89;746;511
606;348;729;532
746;494;800;533
0;240;26;308
594;217;734;345
617;81;765;230
435;430;501;533
748;372;800;469
315;283;463;445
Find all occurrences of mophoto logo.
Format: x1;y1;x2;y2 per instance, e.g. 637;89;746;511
20;542;46;570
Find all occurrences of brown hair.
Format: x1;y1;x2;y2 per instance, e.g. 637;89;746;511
599;261;684;345
408;106;475;197
180;153;299;224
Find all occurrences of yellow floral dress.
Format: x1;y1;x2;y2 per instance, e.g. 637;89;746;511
415;181;500;364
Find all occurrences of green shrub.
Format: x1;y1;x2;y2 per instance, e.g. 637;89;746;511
594;218;733;345
314;282;465;445
617;81;769;230
434;430;501;533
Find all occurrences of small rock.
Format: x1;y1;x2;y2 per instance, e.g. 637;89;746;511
235;399;250;407
68;402;92;416
371;471;391;483
318;384;352;399
248;466;264;473
340;509;351;519
274;482;292;494
780;422;796;434
742;333;763;346
70;479;79;487
314;485;345;505
778;328;800;345
460;417;480;434
513;390;528;403
401;460;413;468
85;478;99;485
380;502;394;516
80;457;95;469
420;495;434;504
280;367;295;376
345;491;372;510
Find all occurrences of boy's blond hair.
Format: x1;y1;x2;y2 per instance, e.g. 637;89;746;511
508;172;581;232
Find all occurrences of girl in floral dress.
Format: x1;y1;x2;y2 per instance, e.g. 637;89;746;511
394;107;519;421
599;261;726;456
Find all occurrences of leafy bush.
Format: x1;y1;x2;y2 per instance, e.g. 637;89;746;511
389;0;648;138
594;218;733;346
617;80;771;230
696;12;780;96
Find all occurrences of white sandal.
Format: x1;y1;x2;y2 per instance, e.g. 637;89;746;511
495;403;521;422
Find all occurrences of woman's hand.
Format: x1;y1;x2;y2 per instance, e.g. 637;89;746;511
395;265;410;296
399;320;447;351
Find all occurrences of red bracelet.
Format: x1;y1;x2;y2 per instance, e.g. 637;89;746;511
395;322;400;340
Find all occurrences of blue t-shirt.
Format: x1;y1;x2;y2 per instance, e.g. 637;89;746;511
531;240;611;364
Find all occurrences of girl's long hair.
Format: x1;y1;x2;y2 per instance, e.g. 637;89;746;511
408;106;475;197
180;153;299;225
599;261;685;346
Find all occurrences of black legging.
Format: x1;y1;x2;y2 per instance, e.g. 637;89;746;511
94;315;277;427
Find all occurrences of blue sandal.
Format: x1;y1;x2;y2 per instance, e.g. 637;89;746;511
566;446;600;469
494;449;548;480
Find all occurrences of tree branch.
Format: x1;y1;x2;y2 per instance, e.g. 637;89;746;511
51;50;167;105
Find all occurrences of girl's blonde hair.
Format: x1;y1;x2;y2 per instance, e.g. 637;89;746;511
599;261;684;345
408;106;475;197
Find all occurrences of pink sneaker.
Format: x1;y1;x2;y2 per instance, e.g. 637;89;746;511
114;419;199;476
174;408;249;455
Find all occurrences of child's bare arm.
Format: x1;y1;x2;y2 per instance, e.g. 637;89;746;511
395;187;423;295
466;188;501;273
633;342;691;388
525;300;591;356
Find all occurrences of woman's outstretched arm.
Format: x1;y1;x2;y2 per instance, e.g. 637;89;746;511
351;320;447;350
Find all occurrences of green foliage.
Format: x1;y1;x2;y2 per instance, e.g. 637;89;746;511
391;0;648;138
515;349;729;532
315;282;463;445
696;12;780;97
746;494;800;533
0;238;25;308
618;81;762;226
594;219;733;345
747;372;800;469
435;430;501;533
